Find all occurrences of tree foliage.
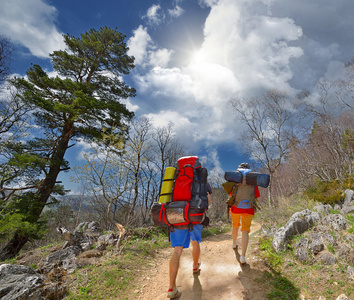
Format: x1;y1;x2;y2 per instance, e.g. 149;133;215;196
0;26;136;259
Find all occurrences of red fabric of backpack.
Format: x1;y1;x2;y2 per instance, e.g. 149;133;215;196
172;156;201;202
150;156;207;228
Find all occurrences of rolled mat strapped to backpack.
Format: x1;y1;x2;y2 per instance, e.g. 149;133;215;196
224;171;270;188
245;172;270;188
158;167;176;203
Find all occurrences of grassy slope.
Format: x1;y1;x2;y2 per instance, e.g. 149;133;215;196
2;197;353;300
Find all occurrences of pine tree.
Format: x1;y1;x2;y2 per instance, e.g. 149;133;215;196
0;27;135;259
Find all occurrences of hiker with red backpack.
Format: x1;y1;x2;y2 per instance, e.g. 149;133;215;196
227;162;260;265
163;156;212;299
167;192;210;298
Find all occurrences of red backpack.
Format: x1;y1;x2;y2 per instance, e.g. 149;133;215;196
151;156;208;229
173;156;201;201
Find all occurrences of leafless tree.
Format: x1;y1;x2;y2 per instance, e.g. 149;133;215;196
300;79;354;183
231;89;303;206
335;58;354;109
73;131;131;230
151;122;185;194
125;117;152;223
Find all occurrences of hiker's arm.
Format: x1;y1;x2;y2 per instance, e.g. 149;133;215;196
207;192;211;205
254;186;260;198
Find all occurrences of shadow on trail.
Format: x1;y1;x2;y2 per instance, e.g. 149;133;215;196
192;273;202;300
233;249;301;300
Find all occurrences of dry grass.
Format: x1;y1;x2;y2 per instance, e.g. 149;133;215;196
254;194;317;228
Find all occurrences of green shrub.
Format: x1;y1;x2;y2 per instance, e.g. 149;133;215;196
304;179;345;205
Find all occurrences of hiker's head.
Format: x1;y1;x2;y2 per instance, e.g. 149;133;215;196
238;162;250;170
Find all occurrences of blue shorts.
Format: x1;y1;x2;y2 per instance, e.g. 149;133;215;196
170;224;203;248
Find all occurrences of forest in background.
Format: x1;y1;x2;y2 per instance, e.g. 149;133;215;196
0;27;353;259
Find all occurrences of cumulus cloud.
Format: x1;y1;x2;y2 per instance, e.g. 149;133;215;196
0;0;65;58
128;26;173;68
149;49;175;68
133;0;305;155
200;0;303;95
128;25;152;65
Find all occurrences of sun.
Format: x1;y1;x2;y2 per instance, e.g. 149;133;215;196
191;50;207;64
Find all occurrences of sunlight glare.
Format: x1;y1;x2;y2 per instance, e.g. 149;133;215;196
192;50;207;64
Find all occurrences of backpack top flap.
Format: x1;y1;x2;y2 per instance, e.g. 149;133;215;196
177;156;200;169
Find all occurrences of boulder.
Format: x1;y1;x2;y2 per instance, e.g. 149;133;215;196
340;205;354;215
289;209;320;226
308;239;324;255
316;252;336;265
272;209;317;252
343;189;354;205
38;245;81;274
338;245;354;265
314;204;332;216
272;227;291;252
294;238;310;263
322;214;348;231
0;264;67;300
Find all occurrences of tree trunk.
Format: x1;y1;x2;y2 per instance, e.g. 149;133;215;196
0;130;71;260
0;233;28;261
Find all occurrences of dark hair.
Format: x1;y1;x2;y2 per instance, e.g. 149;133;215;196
238;162;250;169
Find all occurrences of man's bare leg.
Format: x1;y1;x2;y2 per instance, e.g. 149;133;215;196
241;230;249;256
191;240;200;269
232;227;239;246
169;246;183;290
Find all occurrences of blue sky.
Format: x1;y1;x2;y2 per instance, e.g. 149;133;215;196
0;0;353;191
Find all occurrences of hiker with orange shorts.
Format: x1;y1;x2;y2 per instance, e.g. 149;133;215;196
230;163;260;265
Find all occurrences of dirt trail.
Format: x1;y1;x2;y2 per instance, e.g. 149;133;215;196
131;222;268;300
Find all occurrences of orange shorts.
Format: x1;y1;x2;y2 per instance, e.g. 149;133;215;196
231;213;254;232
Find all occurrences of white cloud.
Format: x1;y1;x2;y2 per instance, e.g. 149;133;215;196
168;5;184;18
149;48;174;68
144;4;165;26
128;25;152;66
75;138;93;161
144;110;192;129
121;98;140;113
128;26;173;68
199;149;225;184
200;0;303;94
132;0;305;154
0;0;65;58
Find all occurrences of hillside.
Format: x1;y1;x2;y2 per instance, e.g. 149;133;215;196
0;199;353;300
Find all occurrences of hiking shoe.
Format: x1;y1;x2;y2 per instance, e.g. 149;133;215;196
240;256;246;264
232;244;237;249
167;288;182;298
193;262;201;273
